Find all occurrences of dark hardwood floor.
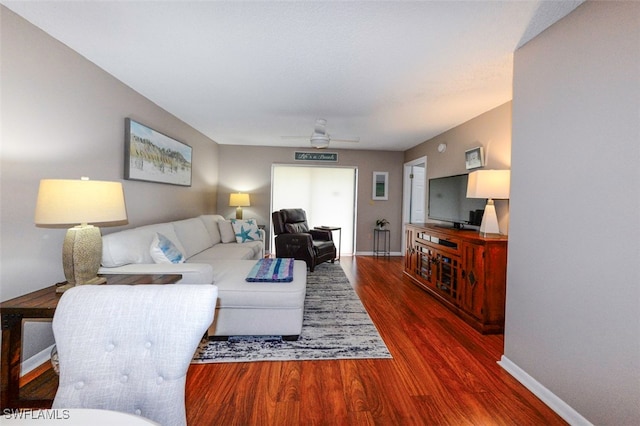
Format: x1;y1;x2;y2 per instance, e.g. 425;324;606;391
24;255;565;424
185;256;566;425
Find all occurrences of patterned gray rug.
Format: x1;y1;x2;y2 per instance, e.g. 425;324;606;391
192;262;392;363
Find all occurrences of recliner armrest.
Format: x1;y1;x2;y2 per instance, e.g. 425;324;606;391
309;229;332;241
274;233;315;265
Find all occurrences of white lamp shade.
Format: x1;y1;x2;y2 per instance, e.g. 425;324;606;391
229;193;250;207
35;178;127;226
466;170;510;200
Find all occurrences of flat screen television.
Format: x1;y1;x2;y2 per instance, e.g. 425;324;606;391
428;174;486;229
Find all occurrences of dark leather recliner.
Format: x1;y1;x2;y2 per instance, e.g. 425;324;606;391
272;208;336;272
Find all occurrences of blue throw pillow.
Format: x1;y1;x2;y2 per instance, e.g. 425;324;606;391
230;219;262;243
150;233;185;264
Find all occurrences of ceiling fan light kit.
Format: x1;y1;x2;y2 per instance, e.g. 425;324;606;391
311;134;330;149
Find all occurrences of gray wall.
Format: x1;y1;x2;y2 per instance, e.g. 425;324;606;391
5;4;638;422
217;145;405;253
405;102;512;234
0;7;404;363
1;7;220;358
506;2;639;424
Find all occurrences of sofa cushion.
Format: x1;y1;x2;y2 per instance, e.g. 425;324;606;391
230;219;262;243
218;220;236;243
245;241;265;259
102;223;184;267
188;243;260;262
199;215;224;245
172;217;213;258
150;233;185;264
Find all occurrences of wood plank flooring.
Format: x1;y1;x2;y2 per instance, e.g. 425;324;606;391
185;256;566;425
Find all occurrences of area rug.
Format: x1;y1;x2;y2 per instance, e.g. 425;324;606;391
192;262;392;363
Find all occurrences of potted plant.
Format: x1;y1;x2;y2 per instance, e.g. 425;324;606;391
376;218;389;229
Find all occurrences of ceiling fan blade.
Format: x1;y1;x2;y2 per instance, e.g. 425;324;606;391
330;137;360;143
281;135;309;139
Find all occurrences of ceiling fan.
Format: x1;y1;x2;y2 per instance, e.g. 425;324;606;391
282;119;360;149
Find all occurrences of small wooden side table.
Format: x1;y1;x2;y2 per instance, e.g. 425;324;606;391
0;274;181;409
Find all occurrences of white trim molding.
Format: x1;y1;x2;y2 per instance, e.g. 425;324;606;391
22;344;55;376
498;355;593;426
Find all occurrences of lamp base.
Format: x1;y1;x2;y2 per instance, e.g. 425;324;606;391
236;207;243;220
479;199;501;236
55;283;75;294
61;225;106;290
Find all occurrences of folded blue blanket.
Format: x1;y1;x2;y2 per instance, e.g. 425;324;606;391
246;258;295;282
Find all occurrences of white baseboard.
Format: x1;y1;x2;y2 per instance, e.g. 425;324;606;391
498;355;593;426
22;344;54;376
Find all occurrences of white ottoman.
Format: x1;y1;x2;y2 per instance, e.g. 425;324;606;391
201;259;307;339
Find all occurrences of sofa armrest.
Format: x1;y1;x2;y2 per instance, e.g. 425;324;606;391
98;263;214;284
258;229;266;258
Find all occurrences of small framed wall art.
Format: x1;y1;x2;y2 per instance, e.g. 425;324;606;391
465;147;484;170
124;118;193;186
372;171;389;200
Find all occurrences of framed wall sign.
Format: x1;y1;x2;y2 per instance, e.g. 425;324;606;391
372;171;388;200
124;118;192;186
294;151;338;162
465;147;484;170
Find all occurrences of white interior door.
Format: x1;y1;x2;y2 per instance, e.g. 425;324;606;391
271;165;356;256
410;164;426;223
402;157;427;255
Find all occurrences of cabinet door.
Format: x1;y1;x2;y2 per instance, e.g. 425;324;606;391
415;243;436;288
434;252;461;303
460;243;486;320
404;228;414;271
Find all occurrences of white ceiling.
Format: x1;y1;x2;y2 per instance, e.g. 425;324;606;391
3;0;583;151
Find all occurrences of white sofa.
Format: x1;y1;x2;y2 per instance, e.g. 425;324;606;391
98;215;307;338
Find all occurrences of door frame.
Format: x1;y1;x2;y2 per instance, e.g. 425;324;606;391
402;156;427;255
270;164;358;256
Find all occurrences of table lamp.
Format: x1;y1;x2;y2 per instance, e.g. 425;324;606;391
229;192;250;219
35;177;127;293
466;170;510;236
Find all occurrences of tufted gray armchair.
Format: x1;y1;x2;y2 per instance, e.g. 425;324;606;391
51;284;218;426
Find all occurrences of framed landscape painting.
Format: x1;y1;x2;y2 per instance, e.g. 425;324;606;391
124;118;192;186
